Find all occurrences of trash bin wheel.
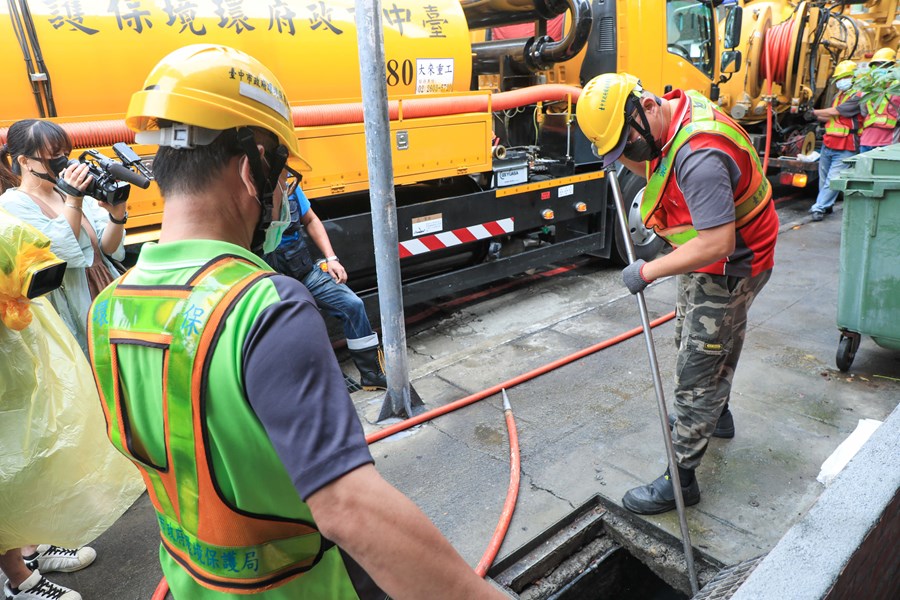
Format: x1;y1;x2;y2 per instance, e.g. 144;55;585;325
836;335;856;372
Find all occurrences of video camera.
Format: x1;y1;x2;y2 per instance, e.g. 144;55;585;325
59;142;153;206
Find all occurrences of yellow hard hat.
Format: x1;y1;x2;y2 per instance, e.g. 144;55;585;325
126;44;307;167
833;60;856;80
576;72;643;163
870;47;896;66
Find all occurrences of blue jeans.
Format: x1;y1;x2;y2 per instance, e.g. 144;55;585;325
301;266;375;343
811;146;855;214
860;145;881;154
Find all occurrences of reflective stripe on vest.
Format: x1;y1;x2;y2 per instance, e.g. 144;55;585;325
824;91;855;137
88;255;328;595
863;95;899;129
641;91;771;247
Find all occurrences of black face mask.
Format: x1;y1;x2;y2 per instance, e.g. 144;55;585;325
623;137;659;163
28;155;70;184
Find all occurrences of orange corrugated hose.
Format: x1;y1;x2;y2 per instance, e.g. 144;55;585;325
0;85;581;149
151;311;675;597
759;19;795;173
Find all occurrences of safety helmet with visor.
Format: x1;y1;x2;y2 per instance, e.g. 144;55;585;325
576;73;661;168
125;44;307;254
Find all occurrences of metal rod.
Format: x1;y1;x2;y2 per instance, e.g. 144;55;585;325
607;169;700;595
355;0;422;420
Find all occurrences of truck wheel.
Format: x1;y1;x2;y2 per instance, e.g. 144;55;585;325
612;171;666;266
836;335;856;372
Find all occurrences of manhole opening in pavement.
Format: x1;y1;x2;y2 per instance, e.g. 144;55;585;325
489;494;724;599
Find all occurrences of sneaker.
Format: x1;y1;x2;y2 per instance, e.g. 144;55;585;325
668;407;735;439
24;546;96;574
811;211;824;222
622;471;701;515
3;569;81;600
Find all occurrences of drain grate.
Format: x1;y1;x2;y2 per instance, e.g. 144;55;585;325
691;555;767;600
343;373;363;393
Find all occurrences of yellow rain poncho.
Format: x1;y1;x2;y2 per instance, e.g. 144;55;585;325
0;209;144;553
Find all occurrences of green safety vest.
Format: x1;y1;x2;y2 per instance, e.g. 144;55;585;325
88;255;362;598
641;90;771;247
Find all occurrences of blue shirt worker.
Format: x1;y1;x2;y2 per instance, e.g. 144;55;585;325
264;188;386;390
87;44;504;600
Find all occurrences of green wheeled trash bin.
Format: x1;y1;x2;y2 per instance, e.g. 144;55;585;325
830;144;900;371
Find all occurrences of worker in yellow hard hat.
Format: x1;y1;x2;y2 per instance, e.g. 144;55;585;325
868;47;896;68
88;44;506;600
816;49;899;156
576;72;779;515
808;60;861;220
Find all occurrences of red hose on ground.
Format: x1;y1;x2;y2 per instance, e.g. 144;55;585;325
151;578;168;600
365;311;676;444
475;390;520;578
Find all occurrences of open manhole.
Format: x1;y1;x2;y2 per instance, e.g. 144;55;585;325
488;495;726;599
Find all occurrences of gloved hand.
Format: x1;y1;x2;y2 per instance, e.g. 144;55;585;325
622;259;652;295
802;109;818;122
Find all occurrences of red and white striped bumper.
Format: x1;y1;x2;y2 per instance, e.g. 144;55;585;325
399;218;515;258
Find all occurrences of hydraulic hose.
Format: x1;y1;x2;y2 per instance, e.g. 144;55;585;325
474;389;520;578
151;309;675;598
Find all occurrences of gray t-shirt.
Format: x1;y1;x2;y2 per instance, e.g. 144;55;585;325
672;143;740;230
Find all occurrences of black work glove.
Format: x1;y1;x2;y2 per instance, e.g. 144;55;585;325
802;109;818;122
622;259;652;295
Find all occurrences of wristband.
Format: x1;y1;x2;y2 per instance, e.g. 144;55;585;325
109;212;128;225
64;202;83;211
325;256;339;262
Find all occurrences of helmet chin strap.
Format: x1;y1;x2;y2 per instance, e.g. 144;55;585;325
625;94;663;161
236;127;288;253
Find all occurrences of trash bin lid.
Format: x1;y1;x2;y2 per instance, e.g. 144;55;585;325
831;144;900;196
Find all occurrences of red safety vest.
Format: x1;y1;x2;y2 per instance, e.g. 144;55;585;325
640;90;778;276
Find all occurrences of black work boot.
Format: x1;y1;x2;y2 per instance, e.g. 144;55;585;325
668;403;735;439
622;468;701;515
349;345;387;391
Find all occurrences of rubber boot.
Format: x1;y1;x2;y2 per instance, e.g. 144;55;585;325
622;467;700;515
668;402;735;439
349;345;387;391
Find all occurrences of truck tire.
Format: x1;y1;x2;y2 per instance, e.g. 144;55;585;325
612;170;666;266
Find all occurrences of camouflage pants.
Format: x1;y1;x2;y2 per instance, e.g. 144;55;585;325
671;270;771;469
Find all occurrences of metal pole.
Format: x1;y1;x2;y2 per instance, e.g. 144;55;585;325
607;169;700;595
355;0;424;421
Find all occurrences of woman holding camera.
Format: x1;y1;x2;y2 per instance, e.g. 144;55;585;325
0;119;126;355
